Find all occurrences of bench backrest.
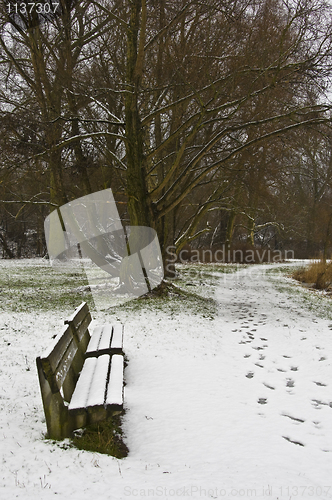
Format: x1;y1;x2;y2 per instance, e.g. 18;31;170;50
38;302;92;402
64;301;91;354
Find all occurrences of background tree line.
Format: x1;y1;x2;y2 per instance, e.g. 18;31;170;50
1;0;332;265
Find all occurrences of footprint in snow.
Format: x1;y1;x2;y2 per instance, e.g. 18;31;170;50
263;382;275;390
282;413;305;423
282;436;305;447
311;399;332;409
286;378;295;388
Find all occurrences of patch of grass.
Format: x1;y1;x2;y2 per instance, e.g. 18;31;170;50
70;413;129;458
112;280;217;319
259;262;332;320
176;262;246;277
274;281;332;320
109;263;244;319
267;267;332;321
0;259;243;316
265;265;301;275
0;258;94;312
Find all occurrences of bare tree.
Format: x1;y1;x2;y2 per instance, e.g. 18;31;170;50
1;0;332;263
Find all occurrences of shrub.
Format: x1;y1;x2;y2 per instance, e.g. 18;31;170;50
292;260;332;290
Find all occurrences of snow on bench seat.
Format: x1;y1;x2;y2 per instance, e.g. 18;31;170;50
68;357;97;411
110;323;123;353
106;355;124;407
68;354;124;412
86;323;123;357
85;326;102;354
99;326;113;351
86;354;110;408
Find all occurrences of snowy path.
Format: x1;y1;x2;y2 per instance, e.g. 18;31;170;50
1;263;332;499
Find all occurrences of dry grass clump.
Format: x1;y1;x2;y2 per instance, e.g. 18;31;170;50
292;260;332;290
71;413;129;458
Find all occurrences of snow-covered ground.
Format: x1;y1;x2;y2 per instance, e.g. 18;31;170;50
1;260;332;499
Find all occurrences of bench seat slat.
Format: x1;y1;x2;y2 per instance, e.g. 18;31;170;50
106;355;124;407
68;357;97;410
110;323;123;353
86;326;103;354
98;325;112;351
86;354;110;408
86;324;114;356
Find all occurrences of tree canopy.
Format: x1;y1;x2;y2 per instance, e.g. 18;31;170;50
1;0;332;261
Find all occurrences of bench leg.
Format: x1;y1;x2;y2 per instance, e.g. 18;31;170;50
37;357;71;440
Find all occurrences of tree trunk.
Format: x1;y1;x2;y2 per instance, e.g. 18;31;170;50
125;0;152;228
225;211;236;251
0;233;15;258
323;213;332;262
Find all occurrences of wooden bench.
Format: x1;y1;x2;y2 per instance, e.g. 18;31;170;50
36;302;125;440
